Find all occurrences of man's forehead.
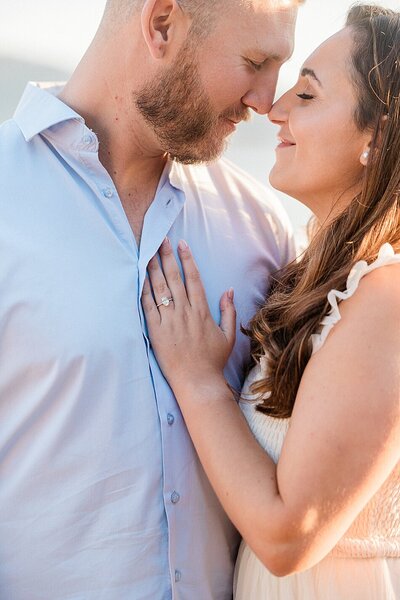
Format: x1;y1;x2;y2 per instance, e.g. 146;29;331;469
245;0;302;11
241;3;297;58
242;0;298;29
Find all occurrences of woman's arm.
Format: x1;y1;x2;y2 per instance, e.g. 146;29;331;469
142;239;400;576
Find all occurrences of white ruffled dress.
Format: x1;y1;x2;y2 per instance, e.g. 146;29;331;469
234;244;400;599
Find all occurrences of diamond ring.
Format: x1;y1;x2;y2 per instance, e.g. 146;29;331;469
156;296;174;308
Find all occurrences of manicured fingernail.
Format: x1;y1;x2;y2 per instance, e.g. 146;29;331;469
162;236;170;247
178;239;188;251
228;288;234;302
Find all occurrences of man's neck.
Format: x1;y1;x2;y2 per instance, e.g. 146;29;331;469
59;44;169;242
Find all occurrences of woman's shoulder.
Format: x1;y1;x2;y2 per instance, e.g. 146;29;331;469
312;246;400;354
300;254;400;433
312;259;400;377
342;258;400;322
340;243;400;313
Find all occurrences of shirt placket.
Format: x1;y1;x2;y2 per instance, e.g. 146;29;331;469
138;186;190;598
73;131;186;594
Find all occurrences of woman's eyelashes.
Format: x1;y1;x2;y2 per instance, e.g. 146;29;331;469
296;92;315;101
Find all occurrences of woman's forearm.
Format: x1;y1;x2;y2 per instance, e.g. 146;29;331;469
173;376;299;574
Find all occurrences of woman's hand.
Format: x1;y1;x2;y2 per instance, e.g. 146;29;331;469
142;238;236;394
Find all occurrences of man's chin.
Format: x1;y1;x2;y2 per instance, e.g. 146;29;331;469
168;138;228;165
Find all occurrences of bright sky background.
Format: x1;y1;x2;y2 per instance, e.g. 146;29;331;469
0;0;398;228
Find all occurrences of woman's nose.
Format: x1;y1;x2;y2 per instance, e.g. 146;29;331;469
268;92;290;124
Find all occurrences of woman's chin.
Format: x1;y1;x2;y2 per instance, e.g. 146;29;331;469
269;168;291;196
268;170;306;205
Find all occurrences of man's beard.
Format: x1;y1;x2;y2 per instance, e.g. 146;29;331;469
135;41;250;164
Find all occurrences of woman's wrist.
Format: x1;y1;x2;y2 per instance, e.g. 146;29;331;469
171;372;233;406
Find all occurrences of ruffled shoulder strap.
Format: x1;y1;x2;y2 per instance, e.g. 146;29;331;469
311;243;400;354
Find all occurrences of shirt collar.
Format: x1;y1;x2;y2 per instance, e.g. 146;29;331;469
13;81;186;196
13;82;84;142
169;159;185;194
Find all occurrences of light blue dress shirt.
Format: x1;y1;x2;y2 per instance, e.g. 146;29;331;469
0;83;294;600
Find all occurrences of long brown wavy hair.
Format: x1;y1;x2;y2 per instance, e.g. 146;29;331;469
246;4;400;419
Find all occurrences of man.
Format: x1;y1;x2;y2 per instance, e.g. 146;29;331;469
0;1;298;598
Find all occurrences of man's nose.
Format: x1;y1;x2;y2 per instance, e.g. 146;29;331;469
241;72;279;115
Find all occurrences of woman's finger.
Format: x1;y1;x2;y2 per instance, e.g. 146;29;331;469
147;255;174;312
219;289;237;349
142;276;160;328
158;238;188;308
178;240;208;308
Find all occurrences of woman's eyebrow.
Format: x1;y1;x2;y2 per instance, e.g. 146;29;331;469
301;67;323;87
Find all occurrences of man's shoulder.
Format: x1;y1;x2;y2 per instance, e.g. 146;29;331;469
0;118;29;158
0;117;25;138
0;119;45;199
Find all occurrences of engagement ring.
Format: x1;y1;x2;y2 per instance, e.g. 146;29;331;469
156;296;174;308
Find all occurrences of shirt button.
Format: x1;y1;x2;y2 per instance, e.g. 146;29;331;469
167;413;175;425
171;491;180;504
83;134;94;145
103;188;114;199
175;570;182;582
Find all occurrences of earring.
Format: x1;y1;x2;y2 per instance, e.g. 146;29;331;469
360;150;370;166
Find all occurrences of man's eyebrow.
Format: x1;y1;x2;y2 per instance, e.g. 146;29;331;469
267;52;286;62
247;44;294;64
301;67;323;87
246;51;277;62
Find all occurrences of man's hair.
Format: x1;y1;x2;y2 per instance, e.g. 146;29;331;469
103;0;227;36
103;0;304;37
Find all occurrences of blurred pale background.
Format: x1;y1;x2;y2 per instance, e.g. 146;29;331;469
0;0;398;230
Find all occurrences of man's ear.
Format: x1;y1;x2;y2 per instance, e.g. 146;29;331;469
141;0;189;59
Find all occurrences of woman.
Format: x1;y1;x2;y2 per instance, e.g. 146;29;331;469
142;4;400;598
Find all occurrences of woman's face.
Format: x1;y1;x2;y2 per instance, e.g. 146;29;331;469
269;27;372;223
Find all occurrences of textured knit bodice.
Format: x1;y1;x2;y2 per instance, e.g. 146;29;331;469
240;243;400;559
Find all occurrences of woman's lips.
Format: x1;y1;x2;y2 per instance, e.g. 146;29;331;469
277;136;296;149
